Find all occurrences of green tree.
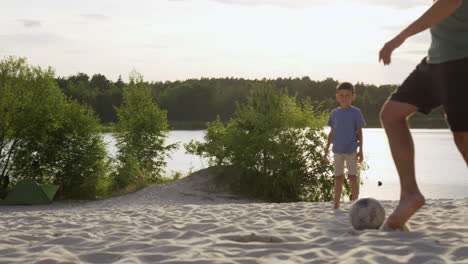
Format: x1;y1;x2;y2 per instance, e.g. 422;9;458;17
113;72;177;188
0;57;110;199
186;85;343;202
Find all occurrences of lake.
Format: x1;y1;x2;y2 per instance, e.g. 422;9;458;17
104;129;467;201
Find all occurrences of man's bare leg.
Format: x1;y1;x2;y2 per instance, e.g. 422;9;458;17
453;132;468;165
348;175;359;200
334;175;345;209
380;100;426;230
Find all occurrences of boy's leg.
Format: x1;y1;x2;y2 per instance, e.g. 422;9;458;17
347;175;359;201
334;175;345;209
333;153;346;209
346;153;359;201
380;100;426;230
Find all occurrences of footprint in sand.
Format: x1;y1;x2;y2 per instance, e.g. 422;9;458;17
223;233;284;243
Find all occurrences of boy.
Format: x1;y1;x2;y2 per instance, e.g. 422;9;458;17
379;0;468;231
324;82;366;209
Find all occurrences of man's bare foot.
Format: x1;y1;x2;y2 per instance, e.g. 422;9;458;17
380;221;410;232
381;193;425;231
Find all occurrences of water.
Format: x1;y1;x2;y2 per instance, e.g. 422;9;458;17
103;131;209;177
103;129;467;200
360;129;467;200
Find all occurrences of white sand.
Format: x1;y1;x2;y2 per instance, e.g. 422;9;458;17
1;169;467;264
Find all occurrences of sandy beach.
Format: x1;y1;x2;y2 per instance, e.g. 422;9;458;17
1;169;467;264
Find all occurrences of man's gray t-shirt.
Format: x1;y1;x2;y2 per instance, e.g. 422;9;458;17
327;106;366;154
428;0;468;64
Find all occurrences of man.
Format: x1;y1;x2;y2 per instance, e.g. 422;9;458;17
379;0;468;231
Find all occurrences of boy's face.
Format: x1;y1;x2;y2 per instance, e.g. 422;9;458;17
335;89;355;107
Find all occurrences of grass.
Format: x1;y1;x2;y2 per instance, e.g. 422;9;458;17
93;171;184;200
97;123;117;133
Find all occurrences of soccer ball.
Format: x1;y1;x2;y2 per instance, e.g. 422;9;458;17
349;198;386;230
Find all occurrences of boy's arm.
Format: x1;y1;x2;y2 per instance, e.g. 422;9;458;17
357;127;364;162
379;0;462;65
324;128;334;163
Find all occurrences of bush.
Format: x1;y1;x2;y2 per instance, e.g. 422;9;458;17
113;72;177;187
51;101;111;199
186;85;351;202
0;56;110;199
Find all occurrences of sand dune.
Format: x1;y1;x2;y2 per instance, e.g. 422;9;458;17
1;169;467;264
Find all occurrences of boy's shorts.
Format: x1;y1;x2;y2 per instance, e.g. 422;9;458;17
389;56;468;132
333;153;358;176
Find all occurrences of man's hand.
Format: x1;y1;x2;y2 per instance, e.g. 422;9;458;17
379;35;406;65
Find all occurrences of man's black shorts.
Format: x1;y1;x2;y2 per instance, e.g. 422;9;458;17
389;56;468;132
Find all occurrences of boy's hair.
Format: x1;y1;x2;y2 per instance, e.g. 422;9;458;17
336;82;355;94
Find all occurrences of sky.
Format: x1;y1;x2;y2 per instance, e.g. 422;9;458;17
1;0;431;85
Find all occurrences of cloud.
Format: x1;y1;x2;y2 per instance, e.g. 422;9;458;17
81;14;108;21
358;0;428;9
381;25;431;42
380;24;430;58
209;0;328;8
18;19;42;28
399;49;427;56
64;49;85;55
381;25;403;33
208;0;427;9
146;44;169;49
0;33;65;45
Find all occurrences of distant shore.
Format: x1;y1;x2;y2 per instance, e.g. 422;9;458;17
98;115;449;132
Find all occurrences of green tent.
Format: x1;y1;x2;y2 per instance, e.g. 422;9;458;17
0;179;59;205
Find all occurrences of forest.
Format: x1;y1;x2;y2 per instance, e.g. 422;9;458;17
55;74;448;129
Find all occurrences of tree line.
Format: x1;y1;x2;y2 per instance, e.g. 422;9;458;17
55;74;448;129
0;56;445;202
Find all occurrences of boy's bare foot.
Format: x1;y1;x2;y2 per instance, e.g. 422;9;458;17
381;192;425;231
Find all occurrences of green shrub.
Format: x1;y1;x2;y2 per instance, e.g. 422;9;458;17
0;56;110;199
186;85;352;202
113;72;177;187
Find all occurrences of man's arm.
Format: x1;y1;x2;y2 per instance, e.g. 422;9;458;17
379;0;463;65
324;128;334;163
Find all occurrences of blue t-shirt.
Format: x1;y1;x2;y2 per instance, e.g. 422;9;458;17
327;106;366;154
